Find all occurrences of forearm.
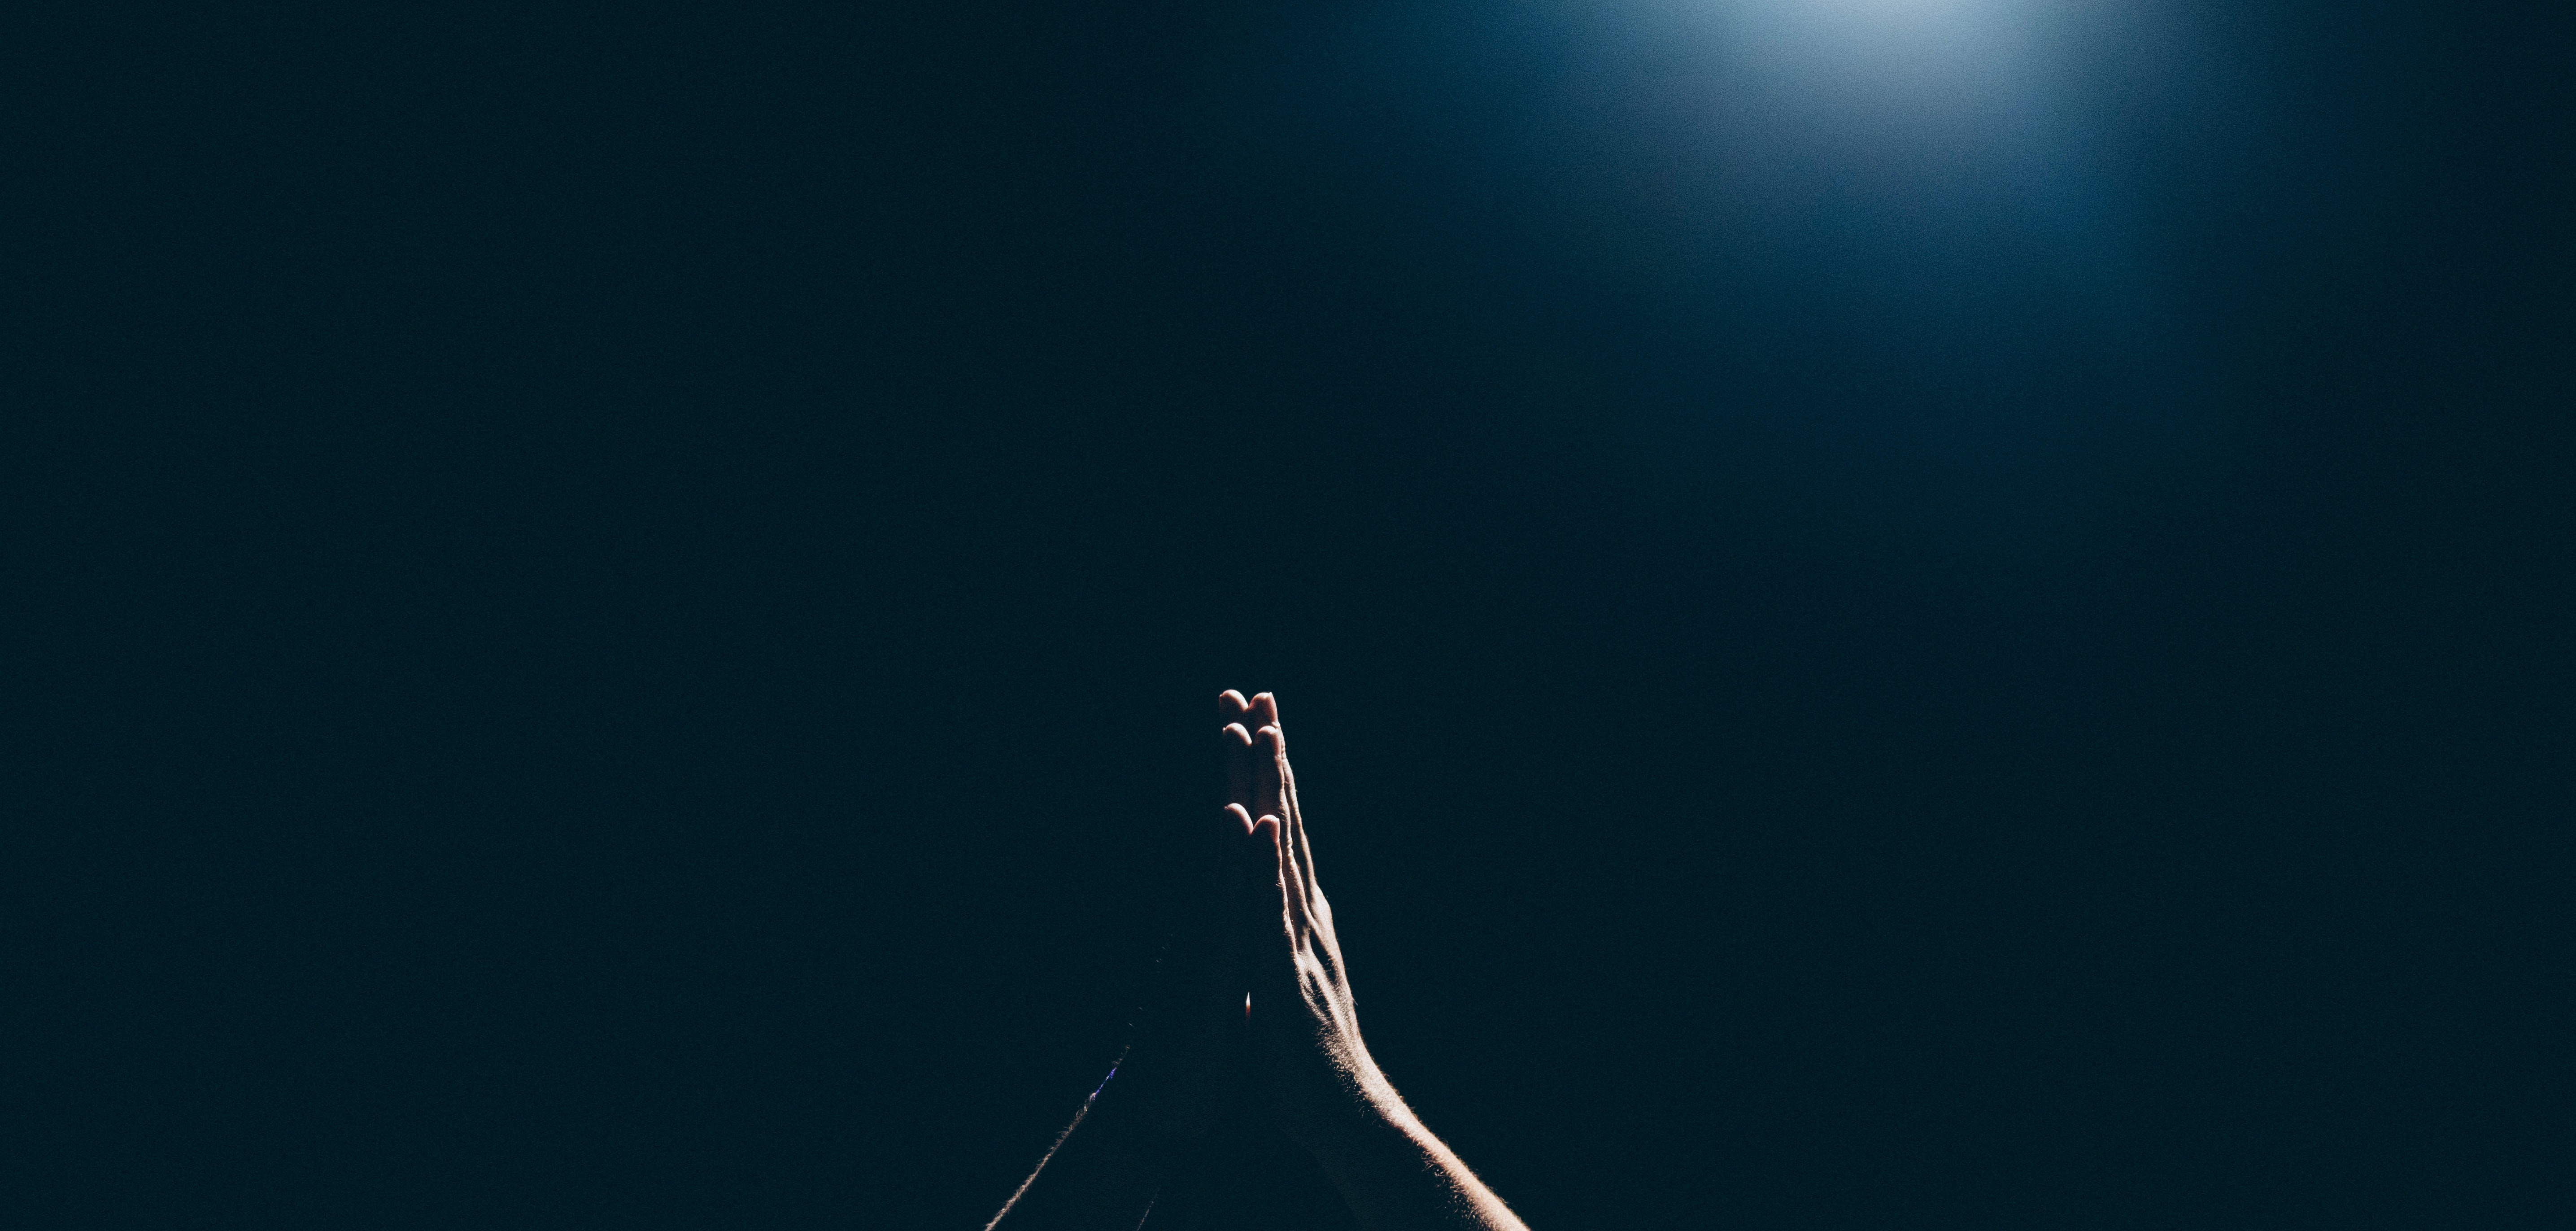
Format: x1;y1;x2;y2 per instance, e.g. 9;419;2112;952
1305;1087;1529;1231
985;1069;1173;1231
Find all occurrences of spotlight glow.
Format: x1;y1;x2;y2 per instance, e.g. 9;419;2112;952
1723;0;2041;90
1300;0;2219;412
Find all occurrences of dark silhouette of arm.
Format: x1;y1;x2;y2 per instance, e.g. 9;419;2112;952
985;719;1248;1231
980;1061;1169;1231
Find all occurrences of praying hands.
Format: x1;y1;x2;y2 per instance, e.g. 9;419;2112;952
984;692;1529;1231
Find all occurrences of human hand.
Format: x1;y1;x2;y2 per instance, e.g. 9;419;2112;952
993;691;1523;1231
1098;717;1256;1144
1220;690;1396;1152
1220;690;1528;1231
981;710;1254;1230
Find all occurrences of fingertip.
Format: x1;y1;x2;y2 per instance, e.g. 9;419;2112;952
1221;722;1254;748
1218;689;1251;717
1250;692;1279;725
1223;802;1256;836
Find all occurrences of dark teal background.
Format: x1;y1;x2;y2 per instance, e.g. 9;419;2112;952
15;2;2567;1227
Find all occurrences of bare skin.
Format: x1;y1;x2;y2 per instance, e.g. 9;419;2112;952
986;692;1528;1231
1228;690;1530;1231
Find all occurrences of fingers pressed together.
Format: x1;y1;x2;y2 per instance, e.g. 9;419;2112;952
1220;689;1335;959
1220;688;1293;878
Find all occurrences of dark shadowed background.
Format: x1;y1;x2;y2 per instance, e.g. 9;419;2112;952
13;1;2569;1227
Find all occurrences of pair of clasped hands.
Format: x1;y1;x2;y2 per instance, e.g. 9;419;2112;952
987;692;1526;1231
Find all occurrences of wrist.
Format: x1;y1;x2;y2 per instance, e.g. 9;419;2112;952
1319;1085;1422;1153
1282;1054;1419;1157
1297;1096;1459;1225
1299;1087;1529;1231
